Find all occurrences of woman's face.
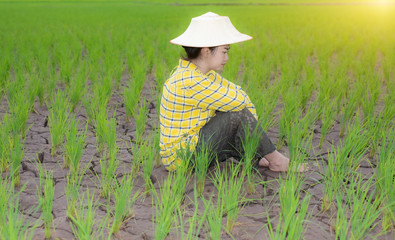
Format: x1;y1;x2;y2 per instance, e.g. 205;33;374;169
206;45;230;72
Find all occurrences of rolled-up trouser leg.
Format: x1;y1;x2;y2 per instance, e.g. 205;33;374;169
194;108;276;168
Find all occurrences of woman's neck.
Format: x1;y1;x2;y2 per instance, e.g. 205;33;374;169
190;58;210;75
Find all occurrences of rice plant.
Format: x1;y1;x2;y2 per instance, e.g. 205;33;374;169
68;68;87;111
360;76;380;123
36;166;55;239
98;147;119;199
130;141;143;177
0;191;36;240
241;124;261;195
10;135;25;187
152;173;179;240
65;166;87;219
322;117;369;211
48;90;70;156
212;162;245;233
141;139;155;195
286;108;315;164
110;174;139;234
0;114;11;172
202;195;225;240
277;87;301;149
135;101;148;143
339;88;361;137
269;155;311;239
319;101;336;148
82;89;106;127
123;81;140;123
8;89;33;138
376;127;395;231
94;107;110;153
174;186;208;239
193;139;212;197
63;116;88;175
342;174;384;239
68;188;107;240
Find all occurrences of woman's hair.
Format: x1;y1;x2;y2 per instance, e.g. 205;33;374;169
182;46;217;60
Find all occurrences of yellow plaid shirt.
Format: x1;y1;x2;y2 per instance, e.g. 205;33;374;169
159;59;257;171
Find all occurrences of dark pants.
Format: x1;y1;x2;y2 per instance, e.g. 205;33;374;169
194;108;276;168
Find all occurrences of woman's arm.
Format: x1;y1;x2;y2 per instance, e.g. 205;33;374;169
187;74;257;119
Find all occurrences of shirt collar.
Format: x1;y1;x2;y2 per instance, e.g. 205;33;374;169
178;59;215;77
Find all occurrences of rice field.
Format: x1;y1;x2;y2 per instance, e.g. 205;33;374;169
0;1;394;239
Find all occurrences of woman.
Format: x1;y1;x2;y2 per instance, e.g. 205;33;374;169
160;12;306;172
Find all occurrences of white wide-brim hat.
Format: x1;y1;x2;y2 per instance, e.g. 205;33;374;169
170;12;253;47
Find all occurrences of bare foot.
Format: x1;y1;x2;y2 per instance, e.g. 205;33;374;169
258;157;270;167
264;150;309;172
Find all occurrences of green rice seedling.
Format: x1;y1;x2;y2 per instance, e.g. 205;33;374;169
48;91;70;156
286;108;315;163
240;124;261;195
276;168;310;239
202;195;225;240
82;91;102;127
68;69;87;112
339;88;361;137
319;101;337;148
212;162;245;233
0;114;11;172
256;87;279;132
135;101;148;143
64;116;88;174
68;188;107;240
9;136;25;187
8;89;33;137
334;194;349;240
6;72;25;106
343;174;385;239
361;75;380;122
123;81;140;123
129;141;141;176
339;116;369;170
366;110;390;158
99;74;114;103
65;168;85;219
267;184;311;239
322;119;369;211
152;173;179;240
0;191;36;240
0;176;20;225
94;107;109;153
36;166;55;239
105;113;117;159
141;139;155;195
154;59;166;91
376;128;395;231
110;174;140;234
193;138;212;197
174;186;208;240
321;149;342;212
153;129;161;167
111;62;124;91
299;69;316;112
173;147;193;206
28;71;45;107
277;87;301;149
98;147;119;199
94;108;117;155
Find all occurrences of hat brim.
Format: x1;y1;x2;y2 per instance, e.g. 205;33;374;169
170;12;253;48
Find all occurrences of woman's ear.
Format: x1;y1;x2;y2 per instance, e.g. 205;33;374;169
200;47;211;58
